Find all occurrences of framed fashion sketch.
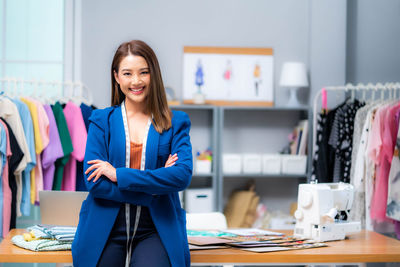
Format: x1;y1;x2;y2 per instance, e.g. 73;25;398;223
182;46;274;106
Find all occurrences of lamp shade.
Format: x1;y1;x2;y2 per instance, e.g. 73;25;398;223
279;62;308;87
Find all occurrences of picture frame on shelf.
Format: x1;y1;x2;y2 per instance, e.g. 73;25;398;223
182;46;274;106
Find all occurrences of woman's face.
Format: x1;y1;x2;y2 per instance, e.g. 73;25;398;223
114;54;150;106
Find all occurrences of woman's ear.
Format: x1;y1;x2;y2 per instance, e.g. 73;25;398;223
113;70;120;84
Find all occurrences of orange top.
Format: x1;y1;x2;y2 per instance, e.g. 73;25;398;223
130;142;143;169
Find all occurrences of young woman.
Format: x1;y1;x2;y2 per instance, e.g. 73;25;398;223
72;40;193;267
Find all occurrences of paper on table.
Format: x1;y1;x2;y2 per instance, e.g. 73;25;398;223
241;242;327;253
188;236;235;246
221;228;284;236
189;244;229;250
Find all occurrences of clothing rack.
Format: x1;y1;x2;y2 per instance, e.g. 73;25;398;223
0;77;92;103
312;82;400;160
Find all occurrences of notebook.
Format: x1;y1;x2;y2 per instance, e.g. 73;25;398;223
39;190;89;227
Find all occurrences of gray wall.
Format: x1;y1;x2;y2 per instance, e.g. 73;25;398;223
81;0;400;109
81;0;329;108
346;0;400;84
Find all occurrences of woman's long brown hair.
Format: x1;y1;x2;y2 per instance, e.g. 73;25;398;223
111;40;172;133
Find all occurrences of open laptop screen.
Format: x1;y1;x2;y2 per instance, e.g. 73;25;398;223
39;190;88;227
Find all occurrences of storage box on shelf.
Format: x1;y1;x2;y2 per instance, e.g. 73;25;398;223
262;154;281;174
218;106;311;215
185;188;214;213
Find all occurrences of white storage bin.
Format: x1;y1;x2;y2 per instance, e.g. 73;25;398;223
262;154;281;174
185;188;213;213
281;155;307;174
223;154;242;174
196;159;212;174
243;154;262;173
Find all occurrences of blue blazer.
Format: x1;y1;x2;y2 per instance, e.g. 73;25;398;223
71;105;193;267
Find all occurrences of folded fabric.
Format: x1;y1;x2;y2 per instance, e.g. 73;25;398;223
28;225;76;239
11;235;72;251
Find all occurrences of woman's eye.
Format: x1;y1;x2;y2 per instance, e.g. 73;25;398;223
123;73;131;76
141;71;149;75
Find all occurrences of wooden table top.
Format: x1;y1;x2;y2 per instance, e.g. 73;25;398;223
1;229;400;263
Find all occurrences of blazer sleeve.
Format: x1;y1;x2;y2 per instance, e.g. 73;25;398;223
116;112;193;195
84;110;152;204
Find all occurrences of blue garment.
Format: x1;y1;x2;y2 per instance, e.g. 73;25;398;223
75;103;94;191
72;105;193;267
0;122;7;237
12;99;36;216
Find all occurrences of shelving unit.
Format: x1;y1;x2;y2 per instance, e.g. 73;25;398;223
170;105;218;211
217;106;312;213
170;104;312;215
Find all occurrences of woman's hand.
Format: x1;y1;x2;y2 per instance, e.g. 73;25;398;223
86;160;117;183
165;153;178;167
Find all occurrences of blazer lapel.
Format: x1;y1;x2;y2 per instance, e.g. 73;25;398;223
109;105;127;168
145;123;159;170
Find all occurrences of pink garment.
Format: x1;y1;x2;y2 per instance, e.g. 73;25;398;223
41;105;63;190
62;102;87;191
370;103;400;222
0;120;12;237
26;98;49;203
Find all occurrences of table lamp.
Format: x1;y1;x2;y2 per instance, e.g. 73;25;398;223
279;62;308;107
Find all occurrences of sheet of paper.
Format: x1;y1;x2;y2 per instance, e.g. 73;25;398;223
221;228;284;236
188;236;235;246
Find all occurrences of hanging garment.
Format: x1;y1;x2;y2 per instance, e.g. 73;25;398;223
0;122;8;237
12;99;36;216
21;97;43;204
0;118;23;230
349;102;380;227
51;102;73;191
0;97;31;217
0;119;12;237
27;98;49;203
76;103;95;191
41;105;64;190
61;101;87;191
329;100;365;183
387;113;400;221
370;104;396;223
0;97;30;176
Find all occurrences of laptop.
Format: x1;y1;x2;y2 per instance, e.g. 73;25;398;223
39;190;89;227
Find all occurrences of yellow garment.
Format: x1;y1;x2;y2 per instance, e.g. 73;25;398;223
20;98;44;154
30;168;36;204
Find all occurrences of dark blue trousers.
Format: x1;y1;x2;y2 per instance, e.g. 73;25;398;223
97;205;170;267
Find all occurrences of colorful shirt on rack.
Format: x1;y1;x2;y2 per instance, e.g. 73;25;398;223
0;122;7;238
27;98;49;204
0;119;12;237
76;103;94;191
387;106;400;222
0;97;30;175
21;97;43;204
62;101;87;191
41;105;64;191
12;99;36;216
0;118;23;230
51;102;73;191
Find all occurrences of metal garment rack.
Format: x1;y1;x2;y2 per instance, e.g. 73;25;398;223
312;82;400;162
0;77;92;103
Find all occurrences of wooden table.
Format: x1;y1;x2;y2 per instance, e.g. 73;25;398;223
1;229;400;265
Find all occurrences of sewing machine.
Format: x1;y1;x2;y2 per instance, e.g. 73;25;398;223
294;182;361;242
